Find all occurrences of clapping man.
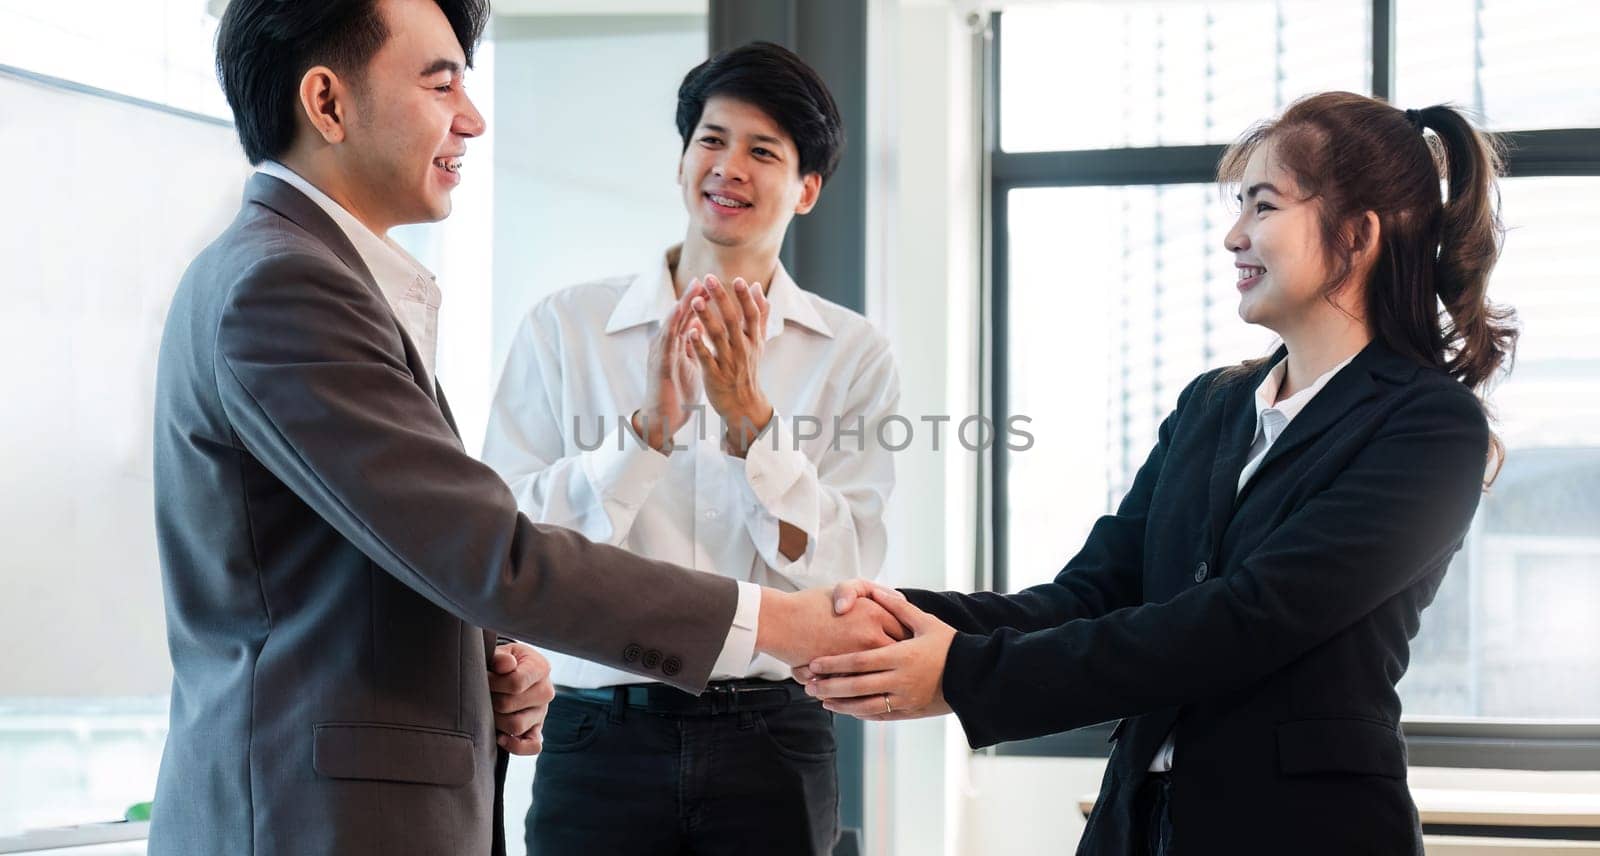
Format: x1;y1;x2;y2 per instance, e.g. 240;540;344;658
483;42;900;856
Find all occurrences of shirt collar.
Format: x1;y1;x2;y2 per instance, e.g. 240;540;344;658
1252;351;1360;437
256;161;437;310
604;244;834;339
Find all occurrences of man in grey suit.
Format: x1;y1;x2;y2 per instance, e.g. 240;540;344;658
148;1;904;853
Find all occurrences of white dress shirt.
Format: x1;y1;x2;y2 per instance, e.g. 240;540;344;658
253;167;761;676
482;245;901;688
1149;350;1358;772
256;161;442;381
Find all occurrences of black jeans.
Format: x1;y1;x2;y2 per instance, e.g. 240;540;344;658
525;692;839;856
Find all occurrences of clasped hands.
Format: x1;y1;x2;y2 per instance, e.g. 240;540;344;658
763;581;959;723
633;274;773;457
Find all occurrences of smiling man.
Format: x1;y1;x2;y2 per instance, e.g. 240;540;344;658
149;5;906;855
482;41;901;856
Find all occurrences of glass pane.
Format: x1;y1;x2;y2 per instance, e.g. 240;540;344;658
1395;0;1600;130
1002;185;1274;591
999;1;1369;152
0;0;228;119
1399;177;1600;720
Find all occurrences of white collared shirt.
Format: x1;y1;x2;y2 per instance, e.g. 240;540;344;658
1150;350;1359;772
256;161;443;382
482;246;900;688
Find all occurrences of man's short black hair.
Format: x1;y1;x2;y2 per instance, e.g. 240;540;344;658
216;0;489;165
675;41;845;183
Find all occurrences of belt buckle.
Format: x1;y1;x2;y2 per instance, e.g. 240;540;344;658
702;683;752;714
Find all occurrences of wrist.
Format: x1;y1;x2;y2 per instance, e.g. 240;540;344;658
631;409;676;454
753;588;789;658
722;396;774;458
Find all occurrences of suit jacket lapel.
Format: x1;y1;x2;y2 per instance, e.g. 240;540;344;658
435;381;461;440
1207;356;1275;550
1234;339;1421;508
244;173;438;404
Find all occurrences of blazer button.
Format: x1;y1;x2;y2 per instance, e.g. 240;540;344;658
662;656;683;677
642;649;663;670
623;643;642;663
1194;562;1209;583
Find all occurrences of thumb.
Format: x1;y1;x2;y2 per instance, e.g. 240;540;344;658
832;579;873;615
490;648;518;674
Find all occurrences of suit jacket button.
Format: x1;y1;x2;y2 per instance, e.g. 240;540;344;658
623;644;642;663
642;649;663;670
1194;562;1209;583
662;656;682;677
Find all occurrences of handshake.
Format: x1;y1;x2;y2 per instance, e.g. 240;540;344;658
757;581;957;722
490;580;958;758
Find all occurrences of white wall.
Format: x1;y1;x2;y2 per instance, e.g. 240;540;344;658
0;72;249;698
487;14;707;381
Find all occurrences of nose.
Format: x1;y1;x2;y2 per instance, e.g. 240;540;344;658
1223;214;1249;253
711;149;748;183
454;91;486;139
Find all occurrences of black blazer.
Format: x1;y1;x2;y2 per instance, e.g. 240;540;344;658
906;339;1489;855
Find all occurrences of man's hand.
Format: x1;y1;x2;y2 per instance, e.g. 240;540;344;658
796;585;957;722
633;281;708;453
754;587;910;667
686;275;772;456
489;642;555;755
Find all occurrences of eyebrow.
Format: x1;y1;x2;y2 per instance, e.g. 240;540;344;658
1237;181;1282;202
420;58;462;77
701;123;785;147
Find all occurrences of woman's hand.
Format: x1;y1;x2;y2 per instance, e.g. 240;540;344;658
798;583;957;722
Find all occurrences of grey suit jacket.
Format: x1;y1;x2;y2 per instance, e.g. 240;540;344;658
147;174;739;855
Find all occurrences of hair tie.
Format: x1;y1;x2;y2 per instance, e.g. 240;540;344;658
1404;108;1425;133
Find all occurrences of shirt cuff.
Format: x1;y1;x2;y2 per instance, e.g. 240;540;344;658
579;420;673;510
710;580;761;679
739;412;819;538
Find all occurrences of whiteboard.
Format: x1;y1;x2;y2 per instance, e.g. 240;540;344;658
0;70;250;697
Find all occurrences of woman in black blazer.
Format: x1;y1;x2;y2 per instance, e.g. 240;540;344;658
801;92;1519;855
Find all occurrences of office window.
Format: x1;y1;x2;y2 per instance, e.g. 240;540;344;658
999;1;1368;152
0;0;228;119
992;2;1600;733
1394;0;1600;130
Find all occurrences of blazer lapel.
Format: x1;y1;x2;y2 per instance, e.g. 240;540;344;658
1236;339;1420;505
245;173;438;404
435;381;461;441
1207;355;1276;550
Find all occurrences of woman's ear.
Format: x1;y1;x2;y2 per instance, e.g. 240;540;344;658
1349;210;1382;274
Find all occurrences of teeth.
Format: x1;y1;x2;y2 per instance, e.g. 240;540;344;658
434;157;461;173
1237;266;1265;281
709;193;750;208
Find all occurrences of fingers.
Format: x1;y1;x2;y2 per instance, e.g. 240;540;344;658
808;642;901;677
497;724;544;756
492;674;555;713
791;665;815;683
806;669;895;700
488;644;552;702
494;702;547;737
825;700;915;720
733;278;763;340
694;278;733;356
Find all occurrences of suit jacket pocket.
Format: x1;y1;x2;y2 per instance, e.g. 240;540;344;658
1276;717;1406;779
313;722;476;786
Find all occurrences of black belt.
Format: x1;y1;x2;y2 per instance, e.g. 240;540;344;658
559;679;814;716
